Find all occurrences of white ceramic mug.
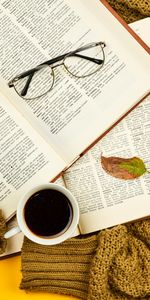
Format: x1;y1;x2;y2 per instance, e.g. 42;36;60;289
4;183;79;245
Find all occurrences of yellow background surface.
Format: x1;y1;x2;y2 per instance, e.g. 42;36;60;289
0;255;78;300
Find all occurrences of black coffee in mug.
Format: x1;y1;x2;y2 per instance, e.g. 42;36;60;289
24;189;73;237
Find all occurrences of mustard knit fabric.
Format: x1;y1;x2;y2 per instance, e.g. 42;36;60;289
107;0;150;23
20;219;150;299
20;234;97;299
88;220;150;300
0;210;6;254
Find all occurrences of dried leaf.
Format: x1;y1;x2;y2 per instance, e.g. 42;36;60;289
101;155;147;180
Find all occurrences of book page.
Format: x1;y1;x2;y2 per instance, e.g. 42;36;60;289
63;95;150;233
129;18;150;48
0;92;66;220
0;0;150;163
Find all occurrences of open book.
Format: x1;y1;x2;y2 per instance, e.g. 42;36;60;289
0;0;150;222
1;17;150;259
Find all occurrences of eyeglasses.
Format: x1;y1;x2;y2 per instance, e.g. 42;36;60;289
8;41;106;100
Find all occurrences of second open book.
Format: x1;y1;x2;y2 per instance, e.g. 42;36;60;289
0;0;150;221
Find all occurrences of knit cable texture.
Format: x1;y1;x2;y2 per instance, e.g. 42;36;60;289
107;0;150;23
88;219;150;300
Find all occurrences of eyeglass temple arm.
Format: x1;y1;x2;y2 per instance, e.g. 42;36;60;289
73;53;104;64
44;47;104;66
42;41;105;66
20;72;34;97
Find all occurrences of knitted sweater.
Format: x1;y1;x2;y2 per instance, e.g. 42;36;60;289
20;219;150;300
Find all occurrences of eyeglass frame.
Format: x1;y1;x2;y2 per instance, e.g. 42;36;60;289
8;41;106;100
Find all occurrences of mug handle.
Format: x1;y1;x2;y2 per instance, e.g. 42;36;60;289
4;226;21;239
